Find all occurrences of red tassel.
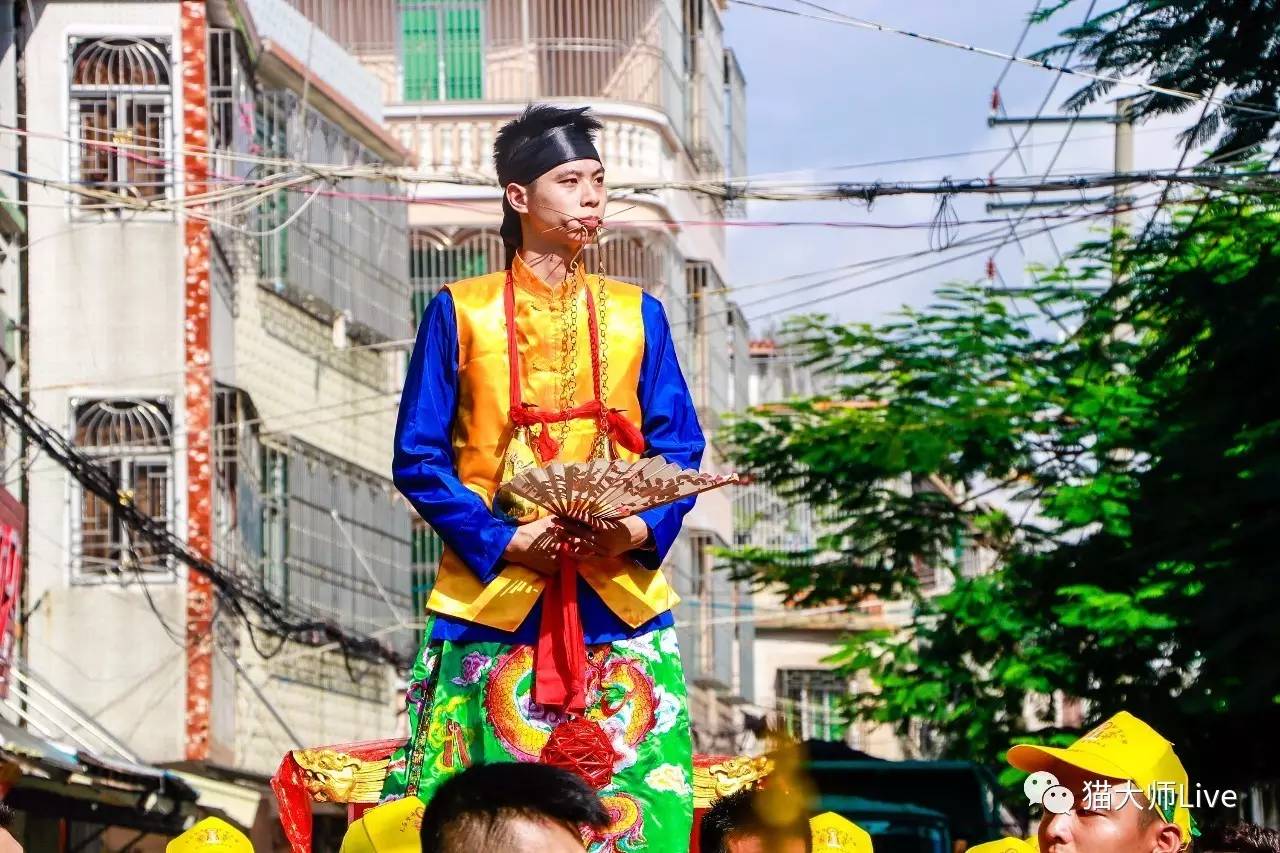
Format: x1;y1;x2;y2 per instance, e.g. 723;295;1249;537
532;424;560;462
605;409;646;455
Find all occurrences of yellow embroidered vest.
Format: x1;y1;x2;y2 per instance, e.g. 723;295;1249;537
424;257;680;631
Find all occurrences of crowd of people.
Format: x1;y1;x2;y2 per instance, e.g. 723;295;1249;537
138;709;1278;853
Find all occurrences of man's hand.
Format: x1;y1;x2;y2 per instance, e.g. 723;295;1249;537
503;516;654;575
558;516;652;559
502;516;564;576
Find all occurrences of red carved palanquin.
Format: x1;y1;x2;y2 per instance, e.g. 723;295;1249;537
271;742;772;852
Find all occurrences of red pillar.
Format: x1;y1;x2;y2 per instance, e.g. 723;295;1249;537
180;0;213;762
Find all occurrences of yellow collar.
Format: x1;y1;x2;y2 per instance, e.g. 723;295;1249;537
511;252;587;301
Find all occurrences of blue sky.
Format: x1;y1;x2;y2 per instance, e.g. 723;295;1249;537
722;0;1192;334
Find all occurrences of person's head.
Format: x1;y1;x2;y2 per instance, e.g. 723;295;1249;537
701;788;813;853
0;803;21;853
1197;823;1280;853
419;762;609;853
1007;712;1191;853
494;104;605;266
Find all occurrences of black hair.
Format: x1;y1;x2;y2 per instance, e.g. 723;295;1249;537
493;104;603;267
1198;824;1280;853
419;762;610;853
0;802;12;829
700;788;812;853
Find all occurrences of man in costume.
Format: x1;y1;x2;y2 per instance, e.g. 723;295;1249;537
382;104;704;851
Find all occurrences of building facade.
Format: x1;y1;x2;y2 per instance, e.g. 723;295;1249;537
15;0;414;845
283;0;756;753
739;336;1007;759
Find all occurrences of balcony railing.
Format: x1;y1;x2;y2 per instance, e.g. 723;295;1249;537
285;0;688;133
389;112;668;182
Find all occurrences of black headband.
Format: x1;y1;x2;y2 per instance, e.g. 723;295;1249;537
498;124;601;187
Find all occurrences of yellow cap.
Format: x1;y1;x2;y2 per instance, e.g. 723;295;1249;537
166;818;253;853
340;797;425;853
967;838;1037;853
1007;711;1193;845
811;812;874;853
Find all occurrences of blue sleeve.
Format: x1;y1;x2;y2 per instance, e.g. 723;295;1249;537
633;293;706;569
393;290;516;584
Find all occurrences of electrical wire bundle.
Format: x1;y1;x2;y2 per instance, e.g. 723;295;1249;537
0;381;409;671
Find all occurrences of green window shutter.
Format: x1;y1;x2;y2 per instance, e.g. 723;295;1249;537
443;7;483;100
401;3;440;101
409;246;488;320
458;248;488;278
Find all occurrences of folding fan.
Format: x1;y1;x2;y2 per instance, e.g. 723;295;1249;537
497;456;738;527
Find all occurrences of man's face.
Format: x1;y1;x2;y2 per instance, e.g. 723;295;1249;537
1037;765;1179;853
515;159;606;252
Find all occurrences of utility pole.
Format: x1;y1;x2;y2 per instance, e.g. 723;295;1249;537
1111;97;1136;282
987;97;1137;285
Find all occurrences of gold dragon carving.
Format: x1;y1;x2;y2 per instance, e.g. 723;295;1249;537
692;755;775;809
293;748;390;804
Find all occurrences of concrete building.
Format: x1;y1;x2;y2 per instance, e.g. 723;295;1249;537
14;0;414;845
737;336;1003;759
0;0;21;475
283;0;756;753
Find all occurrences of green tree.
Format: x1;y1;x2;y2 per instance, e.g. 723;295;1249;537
720;199;1280;799
1037;0;1280;159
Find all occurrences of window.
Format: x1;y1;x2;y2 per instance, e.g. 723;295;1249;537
408;231;495;319
72;399;173;576
68;37;172;208
400;2;484;101
777;668;850;742
256;437;413;647
261;443;290;602
253;92;292;285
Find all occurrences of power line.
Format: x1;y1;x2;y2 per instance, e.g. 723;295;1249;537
729;0;1280;120
735;124;1182;182
0;381;408;670
984;0;1101;334
0;116;1187;193
740;214;1095;321
993;0;1044;94
674;195;1160;335
9;133;1280;214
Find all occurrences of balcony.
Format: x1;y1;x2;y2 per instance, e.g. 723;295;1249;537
280;0;742;182
387;108;673;183
285;0;688;127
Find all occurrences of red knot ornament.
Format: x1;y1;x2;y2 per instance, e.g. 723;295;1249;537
539;718;619;790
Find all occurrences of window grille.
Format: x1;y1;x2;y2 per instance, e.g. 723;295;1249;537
776;668;851;742
68;37;172;209
72;398;174;577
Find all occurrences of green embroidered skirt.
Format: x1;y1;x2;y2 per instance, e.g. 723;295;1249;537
381;621;694;851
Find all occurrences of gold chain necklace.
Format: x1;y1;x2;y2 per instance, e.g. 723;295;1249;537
591;246;612;460
550;250;613;460
555;259;581;447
